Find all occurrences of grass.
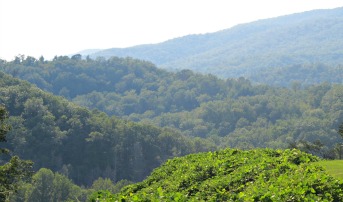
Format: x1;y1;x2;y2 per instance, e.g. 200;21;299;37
314;160;343;180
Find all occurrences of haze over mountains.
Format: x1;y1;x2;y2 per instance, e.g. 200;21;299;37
1;5;343;201
80;7;343;84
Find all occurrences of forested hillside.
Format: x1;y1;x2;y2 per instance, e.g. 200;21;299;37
0;55;260;117
92;148;343;201
0;71;215;187
83;7;343;85
2;3;343;202
247;63;343;86
1;56;342;158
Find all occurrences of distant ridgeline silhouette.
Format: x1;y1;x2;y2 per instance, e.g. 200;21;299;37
80;7;343;86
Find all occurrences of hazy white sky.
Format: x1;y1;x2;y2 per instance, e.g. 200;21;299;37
0;0;342;60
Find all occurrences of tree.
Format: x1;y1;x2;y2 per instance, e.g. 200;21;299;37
337;123;343;159
0;106;33;201
25;168;82;202
339;122;343;138
39;56;45;63
90;177;116;193
71;54;81;60
0;106;10;154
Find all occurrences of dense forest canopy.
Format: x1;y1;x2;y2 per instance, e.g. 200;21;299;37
0;55;260;117
0;54;342;201
1;6;343;202
82;7;343;85
0;56;342;156
0;106;33;201
0;71;215;187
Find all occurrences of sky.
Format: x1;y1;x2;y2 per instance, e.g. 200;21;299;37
1;0;343;61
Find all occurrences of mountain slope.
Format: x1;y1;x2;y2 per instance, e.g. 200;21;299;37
1;56;342;153
86;7;343;82
0;72;215;186
0;56;259;117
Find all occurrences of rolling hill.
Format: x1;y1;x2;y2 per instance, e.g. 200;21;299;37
83;7;343;85
1;56;342;154
0;71;216;186
91;148;343;201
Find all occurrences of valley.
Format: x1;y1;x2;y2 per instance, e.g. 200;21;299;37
0;6;343;202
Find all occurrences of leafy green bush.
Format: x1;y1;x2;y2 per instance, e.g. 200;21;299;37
91;148;343;201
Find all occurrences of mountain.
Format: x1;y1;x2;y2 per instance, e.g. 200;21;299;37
76;49;102;56
0;56;260;117
1;56;342;155
83;7;343;84
0;71;215;186
90;148;343;201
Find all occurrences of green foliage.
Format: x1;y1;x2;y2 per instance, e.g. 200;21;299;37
24;168;82;202
0;106;33;201
0;72;216;186
11;168;92;202
0;156;33;201
1;56;342;153
248;63;343;87
0;56;253;117
91;148;343;201
339;122;343;138
1;55;343;161
90;177;132;195
0;105;10;152
85;8;343;85
0;9;342;201
0;54;342;199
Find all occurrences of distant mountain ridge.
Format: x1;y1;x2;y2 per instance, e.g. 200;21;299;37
82;7;343;80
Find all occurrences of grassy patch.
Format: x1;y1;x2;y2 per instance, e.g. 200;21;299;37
314;160;343;180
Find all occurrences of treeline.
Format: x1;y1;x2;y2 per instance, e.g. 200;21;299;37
0;55;257;117
10;167;131;201
0;55;342;200
246;63;343;87
0;72;215;187
85;7;343;84
145;83;343;152
1;56;341;157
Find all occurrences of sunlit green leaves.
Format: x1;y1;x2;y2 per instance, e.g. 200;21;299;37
92;148;343;201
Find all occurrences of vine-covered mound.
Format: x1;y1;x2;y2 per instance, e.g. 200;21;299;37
93;148;343;201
